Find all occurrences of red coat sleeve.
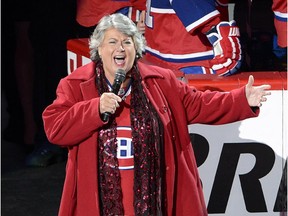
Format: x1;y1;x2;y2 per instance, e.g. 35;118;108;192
185;85;259;124
42;78;104;146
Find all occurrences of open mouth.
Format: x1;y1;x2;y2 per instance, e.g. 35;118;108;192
114;56;125;65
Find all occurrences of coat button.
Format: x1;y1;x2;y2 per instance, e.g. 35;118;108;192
160;106;168;114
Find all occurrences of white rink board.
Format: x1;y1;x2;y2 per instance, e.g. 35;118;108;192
188;90;287;215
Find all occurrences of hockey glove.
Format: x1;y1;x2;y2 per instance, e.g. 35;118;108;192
206;20;242;76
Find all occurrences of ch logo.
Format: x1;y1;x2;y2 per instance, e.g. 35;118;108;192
117;127;134;170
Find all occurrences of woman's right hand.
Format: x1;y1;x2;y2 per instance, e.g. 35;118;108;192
99;92;122;114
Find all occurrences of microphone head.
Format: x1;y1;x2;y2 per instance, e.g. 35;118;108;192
115;69;126;83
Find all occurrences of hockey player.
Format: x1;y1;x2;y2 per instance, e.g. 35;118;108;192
143;0;242;76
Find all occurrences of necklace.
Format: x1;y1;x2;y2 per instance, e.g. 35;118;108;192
120;84;131;101
106;78;132;100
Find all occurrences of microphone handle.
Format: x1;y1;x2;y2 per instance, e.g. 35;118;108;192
101;81;122;122
101;112;110;122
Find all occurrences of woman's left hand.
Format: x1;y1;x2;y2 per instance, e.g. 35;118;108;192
245;75;271;107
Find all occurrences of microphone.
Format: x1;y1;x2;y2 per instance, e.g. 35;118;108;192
101;68;126;122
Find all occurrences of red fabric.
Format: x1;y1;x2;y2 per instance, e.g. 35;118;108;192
272;0;288;47
76;0;130;27
115;94;134;215
215;0;229;21
144;11;220;72
130;0;146;11
42;61;259;216
76;0;146;27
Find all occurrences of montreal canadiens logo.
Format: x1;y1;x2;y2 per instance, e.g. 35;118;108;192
116;126;134;170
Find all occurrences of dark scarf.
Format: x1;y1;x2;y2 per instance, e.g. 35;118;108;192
96;62;165;215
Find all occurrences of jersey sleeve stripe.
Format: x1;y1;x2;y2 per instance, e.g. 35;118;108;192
186;10;219;32
274;11;288;21
151;7;175;14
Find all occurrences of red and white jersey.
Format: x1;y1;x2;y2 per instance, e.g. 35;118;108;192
272;0;288;47
144;0;221;72
115;91;134;215
77;0;146;27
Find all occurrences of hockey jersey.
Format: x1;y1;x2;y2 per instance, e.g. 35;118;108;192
77;0;146;27
272;0;288;47
144;0;222;73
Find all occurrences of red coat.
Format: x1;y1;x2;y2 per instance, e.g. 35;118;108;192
43;61;259;216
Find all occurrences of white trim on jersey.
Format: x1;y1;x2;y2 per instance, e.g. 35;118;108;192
150;7;175;14
117;127;134;170
119;166;134;170
186;10;220;32
127;7;133;20
145;46;214;61
117;126;131;131
274;11;288;19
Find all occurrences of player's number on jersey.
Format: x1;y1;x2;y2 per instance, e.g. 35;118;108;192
145;0;153;28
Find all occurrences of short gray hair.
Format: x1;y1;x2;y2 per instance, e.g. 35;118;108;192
89;13;146;62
